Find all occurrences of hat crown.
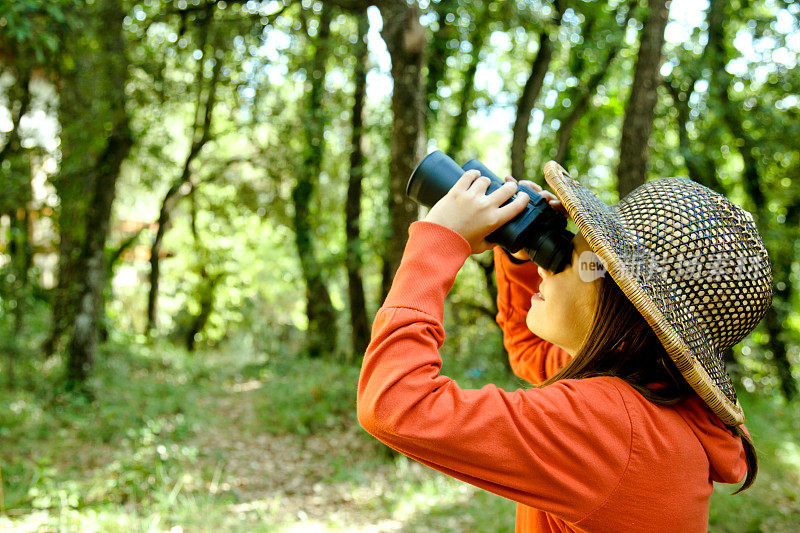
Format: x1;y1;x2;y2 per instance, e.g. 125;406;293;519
613;177;773;353
543;161;774;424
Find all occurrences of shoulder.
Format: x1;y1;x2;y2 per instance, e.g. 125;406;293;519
536;375;633;414
518;376;634;450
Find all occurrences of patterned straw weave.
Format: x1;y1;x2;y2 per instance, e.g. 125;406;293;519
543;161;774;425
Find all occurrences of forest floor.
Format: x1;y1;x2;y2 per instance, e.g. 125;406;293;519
1;340;799;532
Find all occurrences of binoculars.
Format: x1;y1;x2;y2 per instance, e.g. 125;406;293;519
406;150;574;273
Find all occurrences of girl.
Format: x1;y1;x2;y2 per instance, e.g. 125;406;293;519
357;162;773;532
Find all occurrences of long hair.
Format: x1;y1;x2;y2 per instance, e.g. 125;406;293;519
540;271;757;493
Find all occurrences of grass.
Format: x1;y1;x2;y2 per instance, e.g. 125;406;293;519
0;338;798;532
708;391;800;532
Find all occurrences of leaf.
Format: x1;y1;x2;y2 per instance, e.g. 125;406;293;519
41;32;59;52
47;4;66;23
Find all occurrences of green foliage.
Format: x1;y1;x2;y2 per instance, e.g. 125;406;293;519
708;391;800;531
254;356;361;435
2;344;798;530
1;0;799;528
0;0;70;63
1;341;226;528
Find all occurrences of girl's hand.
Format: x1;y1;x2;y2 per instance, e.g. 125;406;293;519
424;170;530;254
505;177;568;261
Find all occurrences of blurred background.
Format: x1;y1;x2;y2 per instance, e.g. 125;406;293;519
0;0;798;530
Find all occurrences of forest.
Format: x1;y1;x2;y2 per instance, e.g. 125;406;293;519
0;0;799;530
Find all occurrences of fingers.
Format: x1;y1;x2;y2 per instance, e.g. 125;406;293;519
495;191;530;225
520;180;542;193
454;169;481;191
505;176;550;202
519;179;566;213
468;175;493;195
487;179;518;206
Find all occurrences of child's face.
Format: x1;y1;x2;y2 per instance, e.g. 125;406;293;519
526;230;601;356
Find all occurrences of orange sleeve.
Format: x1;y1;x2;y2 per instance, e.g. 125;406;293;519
357;221;633;523
493;247;572;384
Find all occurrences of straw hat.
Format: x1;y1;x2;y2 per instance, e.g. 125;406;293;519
542;161;773;426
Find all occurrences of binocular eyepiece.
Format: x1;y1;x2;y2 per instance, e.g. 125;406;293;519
406;150;574;274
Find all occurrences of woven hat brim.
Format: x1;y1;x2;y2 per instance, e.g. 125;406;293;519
542;161;744;426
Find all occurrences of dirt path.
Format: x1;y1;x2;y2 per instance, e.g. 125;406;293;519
191;380;404;531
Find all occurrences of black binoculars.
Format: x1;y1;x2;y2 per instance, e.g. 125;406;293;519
406;150;574;273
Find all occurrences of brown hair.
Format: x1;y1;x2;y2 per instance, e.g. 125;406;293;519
540;271;757;493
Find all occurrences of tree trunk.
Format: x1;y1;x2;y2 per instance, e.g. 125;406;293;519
65;0;133;385
146;20;221;334
510;0;565;181
46;36;92;355
184;188;222;352
345;12;371;361
377;1;427;302
67;136;131;384
616;0;670;197
292;3;338;358
44;186;88;356
185;280;218;352
146;180;182;334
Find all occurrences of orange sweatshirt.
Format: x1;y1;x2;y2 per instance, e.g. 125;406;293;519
357;221;747;532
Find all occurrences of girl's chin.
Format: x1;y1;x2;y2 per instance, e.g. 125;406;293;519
525;314;541;337
526;313;558;347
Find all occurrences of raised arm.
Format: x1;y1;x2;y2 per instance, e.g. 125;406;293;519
493;247;572;384
357;221;632;523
